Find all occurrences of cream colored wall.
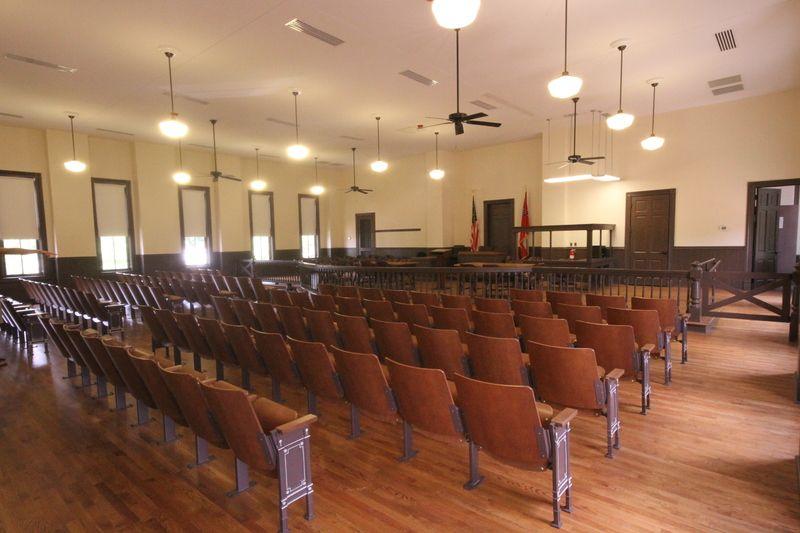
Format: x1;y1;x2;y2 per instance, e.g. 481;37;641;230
542;88;800;248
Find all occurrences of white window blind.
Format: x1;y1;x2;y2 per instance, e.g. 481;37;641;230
0;176;39;240
300;196;317;237
251;193;272;237
181;189;208;238
93;182;129;236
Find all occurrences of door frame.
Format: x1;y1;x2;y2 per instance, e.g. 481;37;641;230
483;198;515;253
355;212;376;256
624;188;676;269
745;178;800;272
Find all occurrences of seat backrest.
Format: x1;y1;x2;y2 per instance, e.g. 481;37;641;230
334;312;375;354
330;346;397;420
101;337;157;408
394;302;430;329
465;332;528;386
509;288;545;302
252;301;283;334
528;342;602;410
223;276;243;297
251;279;271;302
236;277;257;301
317;284;336;296
336;285;359;298
212;295;239;325
555;303;603;333
42;317;72;360
221;322;267;374
81;331;126;387
197;317;238;366
64;326;105;377
474;297;512;314
510;300;553;324
519;315;572;348
311;293;337;313
606;307;661;347
303;308;340;348
49;319;82;364
440;293;474;319
269;289;293;306
334;296;364;317
546;290;583;307
174;312;212;357
386;359;462;438
430;305;471;342
472;309;517;339
286;337;343;400
575;320;636;376
631;297;677;331
158;365;228;448
251;329;302;385
127;348;187;425
274;304;309;341
409;291;441;310
363;299;396;323
155;309;189;349
289;291;314;309
413;325;469;380
454;374;548;470
585;294;627;320
230;298;259;329
372;319;418;366
383;289;411;304
358;287;383;301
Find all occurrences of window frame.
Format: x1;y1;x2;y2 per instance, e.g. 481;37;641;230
0;170;48;279
248;190;275;262
91;177;135;272
178;185;212;267
297;193;320;259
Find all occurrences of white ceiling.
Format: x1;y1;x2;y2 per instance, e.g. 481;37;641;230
1;0;798;164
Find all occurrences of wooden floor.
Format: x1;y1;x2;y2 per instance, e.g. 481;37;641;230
1;315;798;532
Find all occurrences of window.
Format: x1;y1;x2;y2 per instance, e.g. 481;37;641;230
92;179;134;271
0;173;46;277
249;191;274;261
179;186;211;267
298;194;319;259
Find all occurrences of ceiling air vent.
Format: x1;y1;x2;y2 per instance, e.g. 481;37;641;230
285;19;344;46
162;91;209;105
714;29;736;52
188;143;213;150
4;53;77;73
0;112;24;119
266;117;296;127
340;135;365;141
711;84;744;96
708;74;743;96
470;99;497;110
482;93;535;117
399;69;438;87
96;128;133;136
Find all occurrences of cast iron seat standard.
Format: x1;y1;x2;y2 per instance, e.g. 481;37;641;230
310;293;337;313
465;331;529;386
383;289;411;304
358;287;384;301
330;346;398;439
528;341;623;458
607;307;673;385
546;291;583;308
334;296;365;317
274;304;310;341
334;313;376;354
127;347;187;443
102;336;157;426
174;312;215;371
200;380;317;532
454;374;577;528
64;325;110;399
519;315;574;348
303;308;341;349
510;300;553;325
212;295;239;324
474;297;512;314
81;330;130;411
393;302;431;329
335;285;359;298
509;288;546;302
575;320;652;414
631;296;689;363
585;294;627;320
252;301;283;334
286;337;345;416
252;329;304;402
554;303;603;334
197;316;239;380
414;325;470;379
363;299;396;323
471;309;519;340
289;290;314;309
430;305;472;342
409;291;441;312
231;298;260;330
371;319;419;366
440;293;475;320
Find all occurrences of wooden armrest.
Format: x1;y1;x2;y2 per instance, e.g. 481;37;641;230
569;333;577;344
551;407;578;427
640;343;656;354
606;368;625;381
274;414;318;435
218;290;237;297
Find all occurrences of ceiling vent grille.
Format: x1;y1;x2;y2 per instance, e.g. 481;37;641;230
0;112;24;119
162;91;209;105
340;135;365;141
714;29;736;51
711;84;744;96
96;128;133;136
266;117;296;127
285;19;344;46
399;69;438;86
708;74;741;88
4;53;77;73
188;143;213;150
470;99;497;110
482;93;535;117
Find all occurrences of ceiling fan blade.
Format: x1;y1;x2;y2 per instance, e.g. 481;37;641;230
558;163;569;170
463;112;487;121
580;156;606;161
418;122;451;129
546;160;569;166
466;120;501;127
577;160;595;165
425;116;450;121
362;188;373;192
455;121;464;135
358;189;368;194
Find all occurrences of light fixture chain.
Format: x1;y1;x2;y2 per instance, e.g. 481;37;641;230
435;132;439;167
293;92;300;143
376;117;381;159
69;115;77;159
255;148;260;178
166;52;176;114
178;140;184;169
314;157;319;185
211;119;218;174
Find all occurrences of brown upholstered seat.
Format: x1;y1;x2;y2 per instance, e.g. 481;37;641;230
139;305;172;356
631;296;689;363
127;347;186;442
286;337;344;414
334;285;359;298
268;289;293;306
334;296;365;317
454;374;576;528
251;329;303;402
528;341;623;458
358;287;383;301
409;291;441;311
472;309;518;339
274;304;310;341
555;303;603;333
197;316;238;379
474;297;512;314
64;326;109;397
465;331;529;386
546;290;583;307
330;346;398;439
212;295;239;324
510;300;553;324
394;301;431;329
383;289;411;304
414;325;470;380
372;319;419;366
252;301;283;334
303;308;341;349
585;294;627;320
231;298;259;330
289;290;314;309
200;379;317;530
430;305;472;342
509;288;545;302
310;293;337;313
221;322;268;389
102;336;157;425
82;330;129;410
440;293;474;320
519;315;573;348
575;320;652;414
607;307;672;384
363;298;396;323
334;312;376;354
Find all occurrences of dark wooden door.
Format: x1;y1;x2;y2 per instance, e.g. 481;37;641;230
753;188;781;272
626;190;674;270
484;199;514;258
355;213;375;256
776;204;798;273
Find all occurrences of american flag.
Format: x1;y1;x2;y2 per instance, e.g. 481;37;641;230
470;196;480;252
518;190;530;259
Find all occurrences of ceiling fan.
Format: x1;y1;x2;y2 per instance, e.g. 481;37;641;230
547;97;605;168
345;147;372;194
209;119;242;182
421;29;501;135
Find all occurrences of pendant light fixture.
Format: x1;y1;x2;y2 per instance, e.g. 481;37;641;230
606;41;635;131
428;131;445;180
63;114;87;173
641;79;665;151
548;0;582;99
286;90;309;160
158;51;189;139
310;157;325;195
172;141;191;184
432;0;481;30
251;148;267;191
369;116;388;173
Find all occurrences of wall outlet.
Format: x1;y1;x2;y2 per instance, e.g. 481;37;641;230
718;225;727;231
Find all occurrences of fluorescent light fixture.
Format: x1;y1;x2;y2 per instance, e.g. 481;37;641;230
544;174;592;183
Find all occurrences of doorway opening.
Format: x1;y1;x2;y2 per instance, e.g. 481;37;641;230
483;199;515;259
625;189;675;269
745;179;800;273
355;212;376;257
